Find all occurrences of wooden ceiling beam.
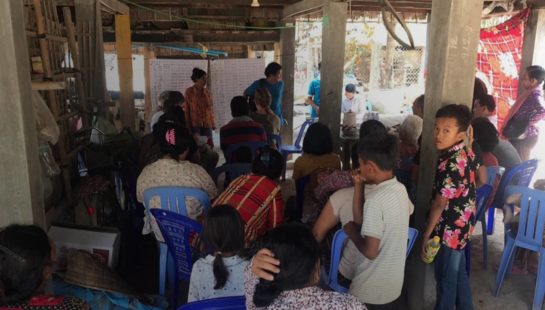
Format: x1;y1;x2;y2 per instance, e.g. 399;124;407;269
130;0;296;7
282;0;329;19
101;0;130;14
103;29;281;43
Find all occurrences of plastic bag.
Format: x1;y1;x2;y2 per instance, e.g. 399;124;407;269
90;117;118;145
32;91;60;144
39;141;61;176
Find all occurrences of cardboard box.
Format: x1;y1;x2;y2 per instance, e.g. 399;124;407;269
48;225;120;269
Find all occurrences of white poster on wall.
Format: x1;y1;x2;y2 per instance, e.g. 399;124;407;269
149;59;207;110
209;58;265;128
149;58;265;129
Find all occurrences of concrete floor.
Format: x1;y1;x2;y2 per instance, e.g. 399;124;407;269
468;211;542;310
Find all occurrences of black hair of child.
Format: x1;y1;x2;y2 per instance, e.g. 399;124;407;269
202;205;245;290
252;146;284;180
253;223;321;307
435;104;472;132
358;132;399;171
302;122;333;155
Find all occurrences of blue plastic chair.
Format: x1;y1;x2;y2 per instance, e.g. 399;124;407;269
280;118;318;180
178;296;246;310
212;163;253;189
407;227;419;257
464;184;493;275
487;160;539;235
493;186;545;310
270;133;282;150
224;141;266;164
325;227;418;293
294;175;311;221
150;209;203;309
142;187;211;296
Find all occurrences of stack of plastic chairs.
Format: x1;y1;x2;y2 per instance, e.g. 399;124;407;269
142;187;211;297
493;186;545;310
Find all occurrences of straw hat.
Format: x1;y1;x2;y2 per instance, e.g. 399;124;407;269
64;250;137;296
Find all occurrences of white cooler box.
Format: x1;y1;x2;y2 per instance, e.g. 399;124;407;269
48;225;120;269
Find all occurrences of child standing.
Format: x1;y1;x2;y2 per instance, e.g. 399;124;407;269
188;205;248;302
421;104;478;310
343;132;413;309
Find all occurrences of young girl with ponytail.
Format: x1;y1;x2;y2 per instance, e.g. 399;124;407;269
188;205;248;302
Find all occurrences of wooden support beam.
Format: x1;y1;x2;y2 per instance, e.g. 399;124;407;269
143;43;154;128
518;7;545;95
31;80;66;90
0;0;45;227
100;0;129;15
319;1;347;151
407;0;484;309
280;28;295;145
103;29;281;44
115;14;136;131
282;0;328;19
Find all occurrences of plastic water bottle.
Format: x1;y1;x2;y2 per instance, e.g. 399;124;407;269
422;236;441;264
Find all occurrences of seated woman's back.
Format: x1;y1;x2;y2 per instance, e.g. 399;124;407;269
0;225;88;310
245;223;367;310
136;122;217;219
213;147;284;244
293;122;341;180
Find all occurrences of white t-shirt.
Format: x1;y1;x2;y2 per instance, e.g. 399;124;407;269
348;177;412;305
188;255;249;302
329;186;373;280
342;97;364;113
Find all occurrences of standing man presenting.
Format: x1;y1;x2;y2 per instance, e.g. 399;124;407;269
244;62;284;122
305;62;321;118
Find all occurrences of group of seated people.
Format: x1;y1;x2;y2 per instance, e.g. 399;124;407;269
134;80;518;309
1;68;543;310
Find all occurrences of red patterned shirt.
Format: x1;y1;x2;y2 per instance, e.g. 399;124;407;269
212;174;283;243
432;141;479;250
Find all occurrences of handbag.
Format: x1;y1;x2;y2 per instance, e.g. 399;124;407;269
502;114;530;140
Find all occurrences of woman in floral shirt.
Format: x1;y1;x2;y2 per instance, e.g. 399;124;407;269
422;104;478;310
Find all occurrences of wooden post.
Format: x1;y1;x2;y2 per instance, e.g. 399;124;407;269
407;0;484;309
143;43;154;130
518;8;545;95
280;27;295;144
63;6;90;127
115;14;136;131
319;1;347;151
0;0;45;227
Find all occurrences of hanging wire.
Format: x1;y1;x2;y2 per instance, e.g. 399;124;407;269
121;0;296;30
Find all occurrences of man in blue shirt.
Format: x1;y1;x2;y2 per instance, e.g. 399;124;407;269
305;62;321;118
244;62;284;121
